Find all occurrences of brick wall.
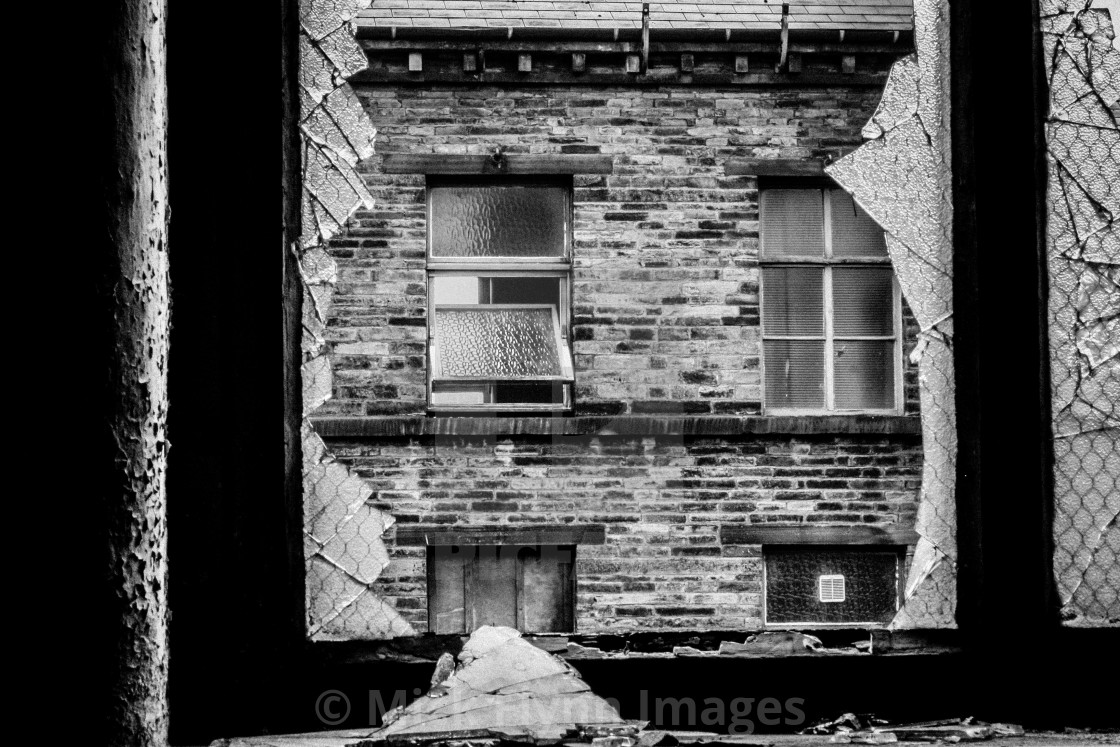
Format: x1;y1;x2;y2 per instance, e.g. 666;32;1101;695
320;79;921;417
314;73;925;638
328;434;923;633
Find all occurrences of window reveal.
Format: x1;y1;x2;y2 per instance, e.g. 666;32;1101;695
427;178;574;410
760;187;901;413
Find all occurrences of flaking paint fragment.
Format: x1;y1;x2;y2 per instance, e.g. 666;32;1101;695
304;143;368;226
305;191;344;249
307;555;367;629
827;0;957;629
1074;265;1120;368
299;34;340;106
317;590;417;638
301;2;365;42
320;86;377;161
861;54;919;140
302;285;328;359
302;354;333;415
302;419;328;470
1043;0;1090;17
297;0;405;640
317;24;371;80
320;506;395;583
1043;0;1120;626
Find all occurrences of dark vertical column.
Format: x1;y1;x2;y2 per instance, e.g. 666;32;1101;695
952;0;1057;726
166;1;307;742
282;0;310;689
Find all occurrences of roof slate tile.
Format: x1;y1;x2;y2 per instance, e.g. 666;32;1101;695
356;0;913;30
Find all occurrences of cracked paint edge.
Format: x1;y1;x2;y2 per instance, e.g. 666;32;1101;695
827;0;957;629
1042;0;1120;627
297;0;415;640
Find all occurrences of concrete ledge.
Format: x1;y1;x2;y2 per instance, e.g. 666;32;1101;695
380;153;613;174
311;628;961;665
396;524;607;546
310;415;923;439
720;525;919;546
725;157;828;176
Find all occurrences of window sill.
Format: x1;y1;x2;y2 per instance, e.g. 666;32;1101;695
722;524;919;546
312;629;961;663
397;524;606;546
310;414;921;438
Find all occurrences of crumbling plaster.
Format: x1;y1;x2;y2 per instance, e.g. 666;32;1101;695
1040;0;1119;626
826;0;956;628
297;0;414;639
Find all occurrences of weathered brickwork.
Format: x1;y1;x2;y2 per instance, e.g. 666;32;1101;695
320;76;921;417
326;434;923;633
313;69;926;637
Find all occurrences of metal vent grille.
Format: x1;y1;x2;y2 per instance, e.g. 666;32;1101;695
818;574;846;602
765;547;901;624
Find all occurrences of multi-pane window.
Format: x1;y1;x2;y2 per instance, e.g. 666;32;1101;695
760;186;901;412
426;177;574;411
428;544;575;634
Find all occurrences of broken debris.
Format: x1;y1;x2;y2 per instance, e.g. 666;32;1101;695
366;626;635;745
829;734;896;744
717;632;825;657
806;715;1023;743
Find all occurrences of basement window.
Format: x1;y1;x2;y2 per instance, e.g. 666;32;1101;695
427;177;574;412
760;186;901;413
427;544;576;634
764;546;903;625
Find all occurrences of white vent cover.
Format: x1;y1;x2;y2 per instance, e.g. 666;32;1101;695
818;574;846;603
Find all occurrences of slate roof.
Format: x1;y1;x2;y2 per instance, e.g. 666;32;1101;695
354;0;914;32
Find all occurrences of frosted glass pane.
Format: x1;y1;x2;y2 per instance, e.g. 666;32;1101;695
430;184;568;258
434;307;562;378
761;189;826;258
833;267;895;336
834;340;895;409
764;340;825;409
762;267;825;336
830;189;888;257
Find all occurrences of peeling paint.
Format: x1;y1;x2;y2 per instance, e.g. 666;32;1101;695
297;0;413;639
1042;0;1119;627
827;0;956;629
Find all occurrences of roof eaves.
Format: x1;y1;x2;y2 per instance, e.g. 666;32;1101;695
352;18;913;44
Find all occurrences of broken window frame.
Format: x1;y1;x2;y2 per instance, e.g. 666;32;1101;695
426;177;575;412
759;183;903;415
426;544;577;635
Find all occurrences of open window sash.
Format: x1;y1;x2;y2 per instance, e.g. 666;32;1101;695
429;304;574;410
